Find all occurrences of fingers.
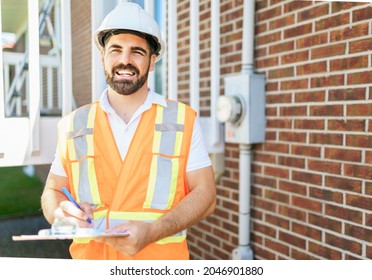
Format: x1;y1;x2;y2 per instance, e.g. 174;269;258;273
79;201;94;220
95;221;152;256
54;200;93;228
96;235;137;257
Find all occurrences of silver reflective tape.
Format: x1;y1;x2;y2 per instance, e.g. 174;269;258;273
109;219;153;229
74;106;91;127
166;100;178;110
70;105;94;203
155;123;184;131
72;135;87;159
158;101;180;156
67;128;93;139
71;106;91;160
150;156;173;210
78;158;94;204
159;131;176;155
163;101;179;123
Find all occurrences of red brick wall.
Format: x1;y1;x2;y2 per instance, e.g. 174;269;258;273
185;0;372;260
253;0;372;260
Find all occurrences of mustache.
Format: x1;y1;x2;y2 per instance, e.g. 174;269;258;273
112;64;140;75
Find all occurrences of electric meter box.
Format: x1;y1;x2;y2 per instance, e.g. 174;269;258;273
221;73;266;145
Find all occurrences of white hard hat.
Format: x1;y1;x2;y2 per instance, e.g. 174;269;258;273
94;2;165;62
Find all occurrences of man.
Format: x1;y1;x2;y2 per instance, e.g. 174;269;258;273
41;2;216;260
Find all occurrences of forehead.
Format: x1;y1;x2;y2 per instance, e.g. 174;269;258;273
105;33;150;50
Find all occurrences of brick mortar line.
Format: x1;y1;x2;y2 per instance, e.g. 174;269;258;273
255;27;372;51
251;195;372;227
256;1;370;22
259;233;368;260
252;179;370;200
252;215;371;244
190;226;239;247
264;84;371;92
254;175;369;196
257;52;372;71
257;50;372;68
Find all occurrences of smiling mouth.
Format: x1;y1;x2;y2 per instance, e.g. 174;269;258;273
116;70;136;77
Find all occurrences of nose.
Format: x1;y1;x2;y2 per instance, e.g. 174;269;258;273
118;50;131;65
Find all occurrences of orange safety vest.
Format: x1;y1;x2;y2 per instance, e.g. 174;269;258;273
57;99;196;259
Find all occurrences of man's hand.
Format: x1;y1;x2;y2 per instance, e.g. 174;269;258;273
96;220;154;256
54;200;94;228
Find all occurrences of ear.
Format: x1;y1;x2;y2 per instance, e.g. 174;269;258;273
100;49;105;66
149;54;156;72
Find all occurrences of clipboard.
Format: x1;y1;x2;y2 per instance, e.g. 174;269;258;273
12;228;129;241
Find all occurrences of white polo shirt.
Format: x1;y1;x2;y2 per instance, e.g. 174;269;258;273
50;89;211;176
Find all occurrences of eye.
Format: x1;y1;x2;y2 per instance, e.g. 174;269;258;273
131;47;147;56
133;50;144;56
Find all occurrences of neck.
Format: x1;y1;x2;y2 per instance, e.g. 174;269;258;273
107;85;149;123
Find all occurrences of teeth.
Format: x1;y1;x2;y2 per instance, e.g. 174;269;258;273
117;70;135;76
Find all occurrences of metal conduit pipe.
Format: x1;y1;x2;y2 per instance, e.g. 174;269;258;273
241;0;256;75
232;0;256;260
233;142;254;260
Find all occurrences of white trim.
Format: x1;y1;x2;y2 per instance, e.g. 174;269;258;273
55;1;62;110
160;0;167;98
167;1;178;100
0;0;4;119
28;0;41;154
144;0;155;91
91;0;117;102
91;0;106;102
61;0;73;115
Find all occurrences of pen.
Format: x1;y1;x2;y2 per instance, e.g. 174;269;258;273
61;187;93;225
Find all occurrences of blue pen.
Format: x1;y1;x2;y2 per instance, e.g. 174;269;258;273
61;187;93;225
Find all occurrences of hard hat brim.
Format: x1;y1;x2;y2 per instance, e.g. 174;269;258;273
97;29;161;57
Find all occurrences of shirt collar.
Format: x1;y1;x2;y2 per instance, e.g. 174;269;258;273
99;88;167;115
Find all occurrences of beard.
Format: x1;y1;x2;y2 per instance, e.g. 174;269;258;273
105;63;150;96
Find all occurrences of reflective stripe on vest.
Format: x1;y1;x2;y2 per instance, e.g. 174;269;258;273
73;210;187;244
66;103;101;205
108;211;187;244
144;101;186;210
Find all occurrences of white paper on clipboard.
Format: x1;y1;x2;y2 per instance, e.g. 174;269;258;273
12;228;129;241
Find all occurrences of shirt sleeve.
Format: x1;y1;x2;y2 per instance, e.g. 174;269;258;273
186;117;212;173
49;146;68;177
